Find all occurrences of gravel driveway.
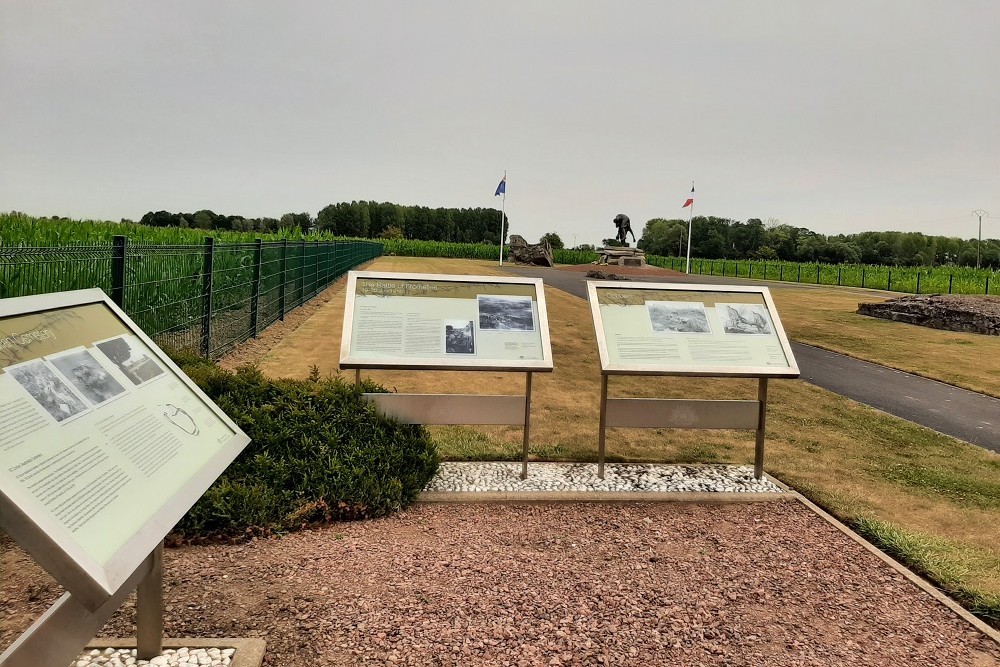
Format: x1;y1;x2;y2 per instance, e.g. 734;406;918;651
6;501;996;666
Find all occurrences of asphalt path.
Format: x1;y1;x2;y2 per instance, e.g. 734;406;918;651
503;265;1000;454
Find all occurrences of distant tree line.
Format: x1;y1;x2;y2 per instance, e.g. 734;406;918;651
638;217;1000;268
134;205;996;268
139;201;508;244
138;209;311;233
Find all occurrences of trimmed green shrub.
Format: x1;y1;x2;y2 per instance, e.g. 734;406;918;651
169;355;438;539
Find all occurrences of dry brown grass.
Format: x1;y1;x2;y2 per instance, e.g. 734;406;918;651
256;256;1000;601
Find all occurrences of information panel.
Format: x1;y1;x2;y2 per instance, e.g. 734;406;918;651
0;289;250;607
340;272;553;372
588;281;799;377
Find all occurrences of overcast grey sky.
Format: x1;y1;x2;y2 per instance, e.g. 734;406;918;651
2;2;998;246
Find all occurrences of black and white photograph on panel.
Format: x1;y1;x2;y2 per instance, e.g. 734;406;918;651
94;335;165;385
5;359;90;423
48;347;127;406
477;295;535;332
717;303;774;335
646;301;712;334
444;320;476;355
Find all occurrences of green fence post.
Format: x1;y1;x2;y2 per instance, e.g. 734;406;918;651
987;275;991;295
888;270;892;291
862;268;866;288
779;264;783;281
201;237;215;359
297;240;305;306
313;241;320;296
279;239;287;321
916;272;921;294
250;239;262;337
111;235;127;309
838;267;842;286
948;274;953;294
797;265;801;282
816;264;821;284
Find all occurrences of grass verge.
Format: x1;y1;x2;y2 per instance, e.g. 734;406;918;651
769;287;1000;398
853;517;1000;627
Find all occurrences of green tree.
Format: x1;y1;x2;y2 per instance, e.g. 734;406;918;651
540;232;564;249
378;225;405;239
637;218;687;256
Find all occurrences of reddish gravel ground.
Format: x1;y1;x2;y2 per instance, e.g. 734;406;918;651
4;502;998;666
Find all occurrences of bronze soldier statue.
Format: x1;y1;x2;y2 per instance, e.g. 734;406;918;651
613;213;635;246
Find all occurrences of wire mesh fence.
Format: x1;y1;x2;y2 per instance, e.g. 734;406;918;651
0;236;383;359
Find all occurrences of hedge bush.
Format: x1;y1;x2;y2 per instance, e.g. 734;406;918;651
168;352;439;539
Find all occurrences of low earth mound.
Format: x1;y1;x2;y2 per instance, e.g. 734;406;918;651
585;269;630;280
559;263;683;278
857;294;1000;335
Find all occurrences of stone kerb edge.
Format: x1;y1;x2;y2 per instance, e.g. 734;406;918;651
792;492;1000;647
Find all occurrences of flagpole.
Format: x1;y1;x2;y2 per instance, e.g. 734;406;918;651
685;180;694;274
498;170;506;267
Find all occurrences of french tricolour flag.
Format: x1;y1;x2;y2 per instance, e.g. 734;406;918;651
682;182;694;208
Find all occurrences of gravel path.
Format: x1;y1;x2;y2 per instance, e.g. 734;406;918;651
7;502;998;666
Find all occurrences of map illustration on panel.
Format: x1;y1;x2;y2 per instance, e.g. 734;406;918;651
5;359;90;423
444;320;476;354
646;301;712;334
48;348;127;406
95;335;165;385
717;303;774;335
478;295;535;332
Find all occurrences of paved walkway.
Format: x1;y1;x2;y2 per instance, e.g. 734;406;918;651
504;265;1000;455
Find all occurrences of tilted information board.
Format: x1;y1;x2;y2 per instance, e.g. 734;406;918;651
0;289;251;612
588;282;799;377
340;271;553;479
587;281;798;480
340;272;553;371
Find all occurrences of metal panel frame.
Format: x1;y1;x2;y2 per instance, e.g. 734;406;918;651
0;288;250;608
0;288;251;665
340;271;554;372
586;280;800;378
603;398;760;429
586;282;797;481
342;272;549;479
365;393;527;425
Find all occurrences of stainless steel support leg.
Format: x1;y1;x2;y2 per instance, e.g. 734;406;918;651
0;553;154;667
521;372;533;480
598;374;609;479
754;378;768;480
136;542;164;660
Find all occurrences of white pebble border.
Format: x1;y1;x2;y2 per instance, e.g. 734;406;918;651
423;462;785;494
72;647;234;667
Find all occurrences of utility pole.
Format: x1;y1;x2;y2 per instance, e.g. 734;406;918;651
973;209;990;269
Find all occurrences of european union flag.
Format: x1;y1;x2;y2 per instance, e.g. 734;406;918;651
495;176;506;196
